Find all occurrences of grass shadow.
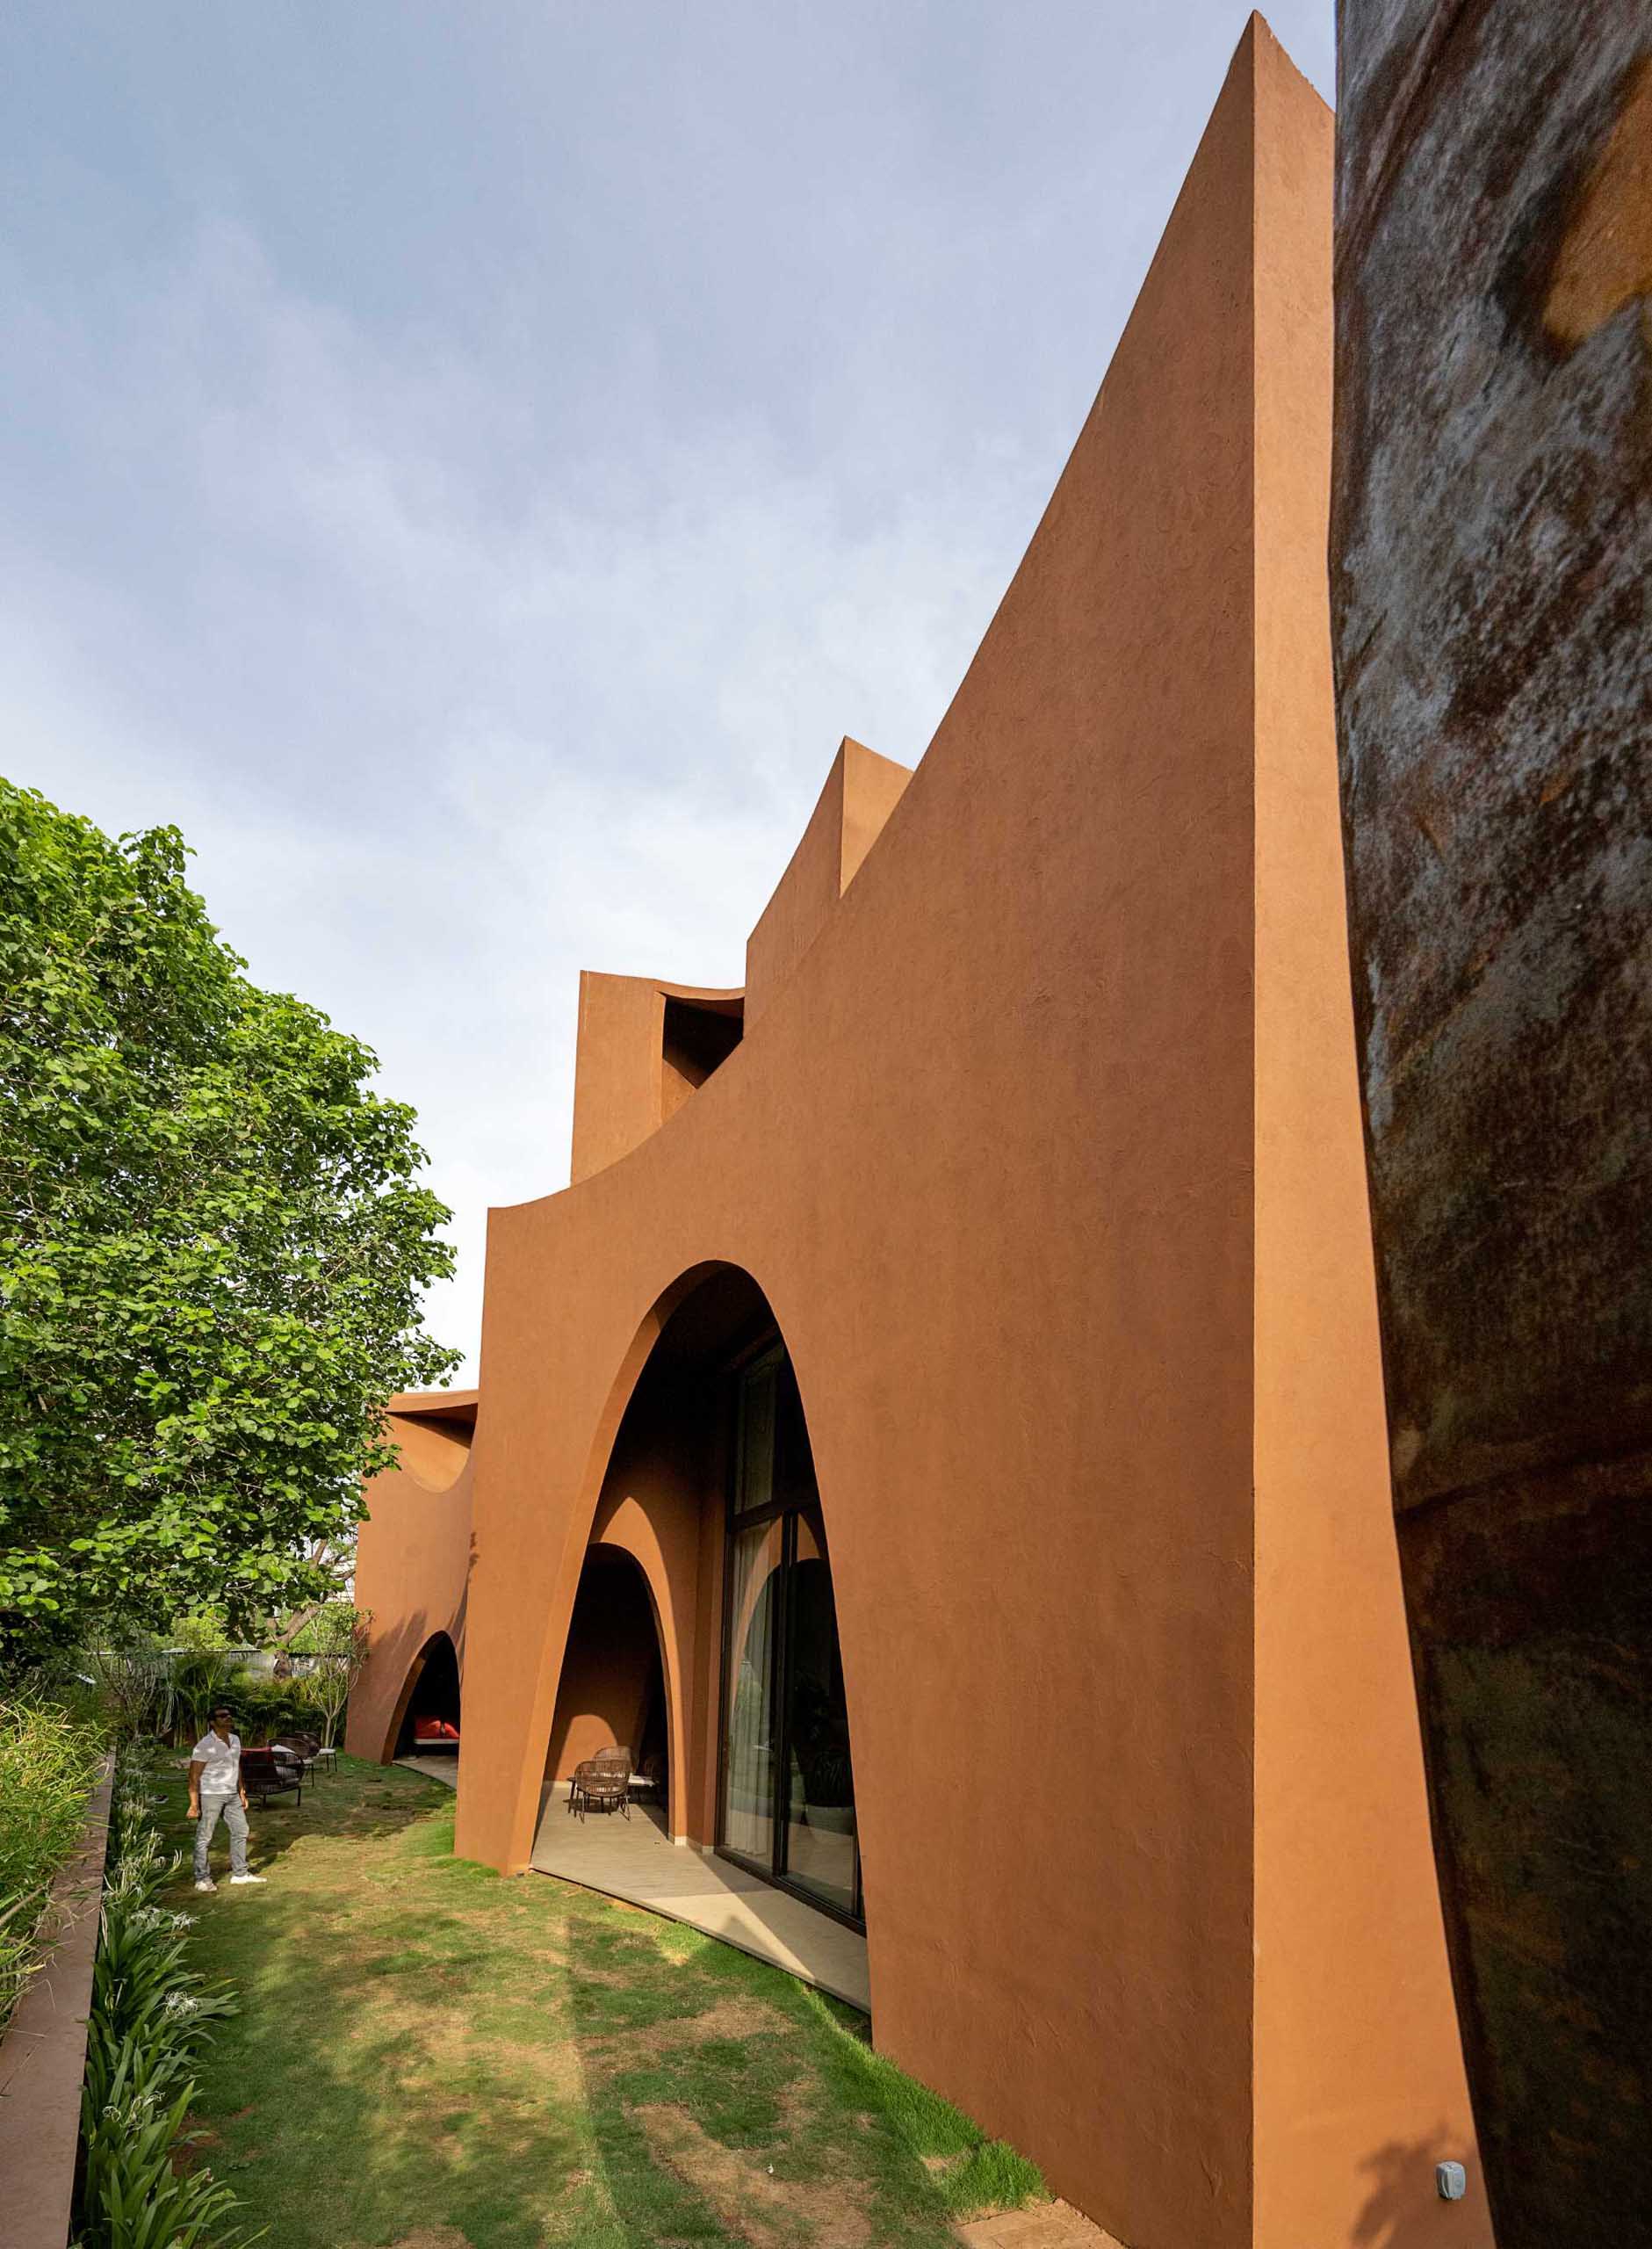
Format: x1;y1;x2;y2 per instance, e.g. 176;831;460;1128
158;1757;1043;2248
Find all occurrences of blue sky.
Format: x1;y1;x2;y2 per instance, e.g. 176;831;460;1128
2;4;1334;1377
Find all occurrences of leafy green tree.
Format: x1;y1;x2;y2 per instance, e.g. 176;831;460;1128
165;1606;231;1652
290;1602;373;1748
0;783;458;1664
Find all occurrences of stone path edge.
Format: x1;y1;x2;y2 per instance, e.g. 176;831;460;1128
0;1754;115;2249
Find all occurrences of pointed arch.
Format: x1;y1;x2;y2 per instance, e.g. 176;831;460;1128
522;1261;862;1921
382;1628;462;1764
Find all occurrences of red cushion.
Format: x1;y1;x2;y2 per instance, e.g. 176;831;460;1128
413;1717;459;1742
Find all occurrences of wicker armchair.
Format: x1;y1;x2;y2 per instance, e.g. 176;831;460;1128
571;1755;631;1820
274;1731;321;1780
242;1745;303;1807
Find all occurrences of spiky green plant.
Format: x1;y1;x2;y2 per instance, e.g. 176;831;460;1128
74;1746;259;2248
0;1698;104;2031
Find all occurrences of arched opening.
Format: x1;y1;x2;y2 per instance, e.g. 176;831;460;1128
544;1546;670;1826
393;1631;462;1760
544;1263;862;1932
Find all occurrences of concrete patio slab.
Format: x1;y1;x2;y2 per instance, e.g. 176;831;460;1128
530;1784;869;2013
395;1753;458;1787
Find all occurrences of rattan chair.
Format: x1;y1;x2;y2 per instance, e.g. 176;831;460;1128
242;1745;303;1807
275;1731;322;1781
572;1757;631;1820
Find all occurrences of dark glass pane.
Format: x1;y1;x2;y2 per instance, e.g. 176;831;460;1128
734;1355;778;1515
720;1518;783;1860
782;1508;857;1913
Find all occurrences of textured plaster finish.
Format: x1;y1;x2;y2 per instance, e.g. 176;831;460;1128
1251;59;1488;2249
346;1393;475;1763
356;23;1481;2244
1331;4;1652;2242
745;736;913;1025
569;976;744;1186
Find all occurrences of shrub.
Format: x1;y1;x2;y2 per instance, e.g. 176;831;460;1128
285;1603;370;1748
0;1699;105;2032
218;1669;328;1745
165;1609;233;1653
75;1746;257;2248
83;1640;172;1741
167;1652;247;1746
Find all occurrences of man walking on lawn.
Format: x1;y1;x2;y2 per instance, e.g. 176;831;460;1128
189;1704;266;1891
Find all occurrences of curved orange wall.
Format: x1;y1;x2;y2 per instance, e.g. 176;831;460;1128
347;1402;475;1765
355;24;1484;2248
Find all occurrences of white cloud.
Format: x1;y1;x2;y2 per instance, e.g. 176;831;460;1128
3;221;1035;1378
2;3;1337;1379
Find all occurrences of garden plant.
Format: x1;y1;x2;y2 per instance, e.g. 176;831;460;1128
284;1602;371;1748
0;1698;105;2034
75;1744;256;2249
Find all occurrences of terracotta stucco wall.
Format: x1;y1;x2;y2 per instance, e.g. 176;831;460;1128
569;973;664;1186
836;740;912;896
345;1401;475;1765
1248;44;1487;2246
457;36;1261;2232
743;738;913;1024
584;1357;728;1842
356;23;1482;2245
571;974;747;1184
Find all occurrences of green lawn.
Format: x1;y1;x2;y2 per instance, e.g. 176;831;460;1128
160;1755;1043;2247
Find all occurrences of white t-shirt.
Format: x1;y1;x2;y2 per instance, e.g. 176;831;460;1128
191;1731;242;1798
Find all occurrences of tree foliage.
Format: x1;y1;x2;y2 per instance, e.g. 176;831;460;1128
0;783;458;1660
290;1602;372;1749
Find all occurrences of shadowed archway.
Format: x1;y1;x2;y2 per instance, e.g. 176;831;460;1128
386;1629;462;1761
539;1262;863;1932
544;1544;669;1819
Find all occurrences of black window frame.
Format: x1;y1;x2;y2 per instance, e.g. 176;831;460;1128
714;1331;864;1930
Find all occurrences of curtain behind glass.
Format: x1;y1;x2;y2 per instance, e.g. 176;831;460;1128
734;1356;778;1515
720;1518;783;1861
783;1508;858;1913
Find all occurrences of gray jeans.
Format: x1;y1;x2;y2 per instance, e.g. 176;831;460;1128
193;1794;249;1880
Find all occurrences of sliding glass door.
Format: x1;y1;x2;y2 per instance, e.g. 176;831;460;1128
718;1341;862;1926
722;1516;783;1863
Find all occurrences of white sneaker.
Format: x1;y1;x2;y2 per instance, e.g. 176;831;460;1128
229;1873;266;1885
194;1878;216;1892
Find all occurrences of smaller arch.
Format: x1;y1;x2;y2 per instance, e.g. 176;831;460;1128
383;1629;463;1764
543;1544;673;1824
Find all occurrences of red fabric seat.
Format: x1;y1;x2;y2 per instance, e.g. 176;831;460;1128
412;1716;459;1744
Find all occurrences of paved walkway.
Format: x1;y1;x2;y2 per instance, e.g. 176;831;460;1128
530;1784;870;2013
395;1752;459;1786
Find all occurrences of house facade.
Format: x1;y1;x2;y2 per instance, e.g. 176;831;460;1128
350;24;1490;2245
